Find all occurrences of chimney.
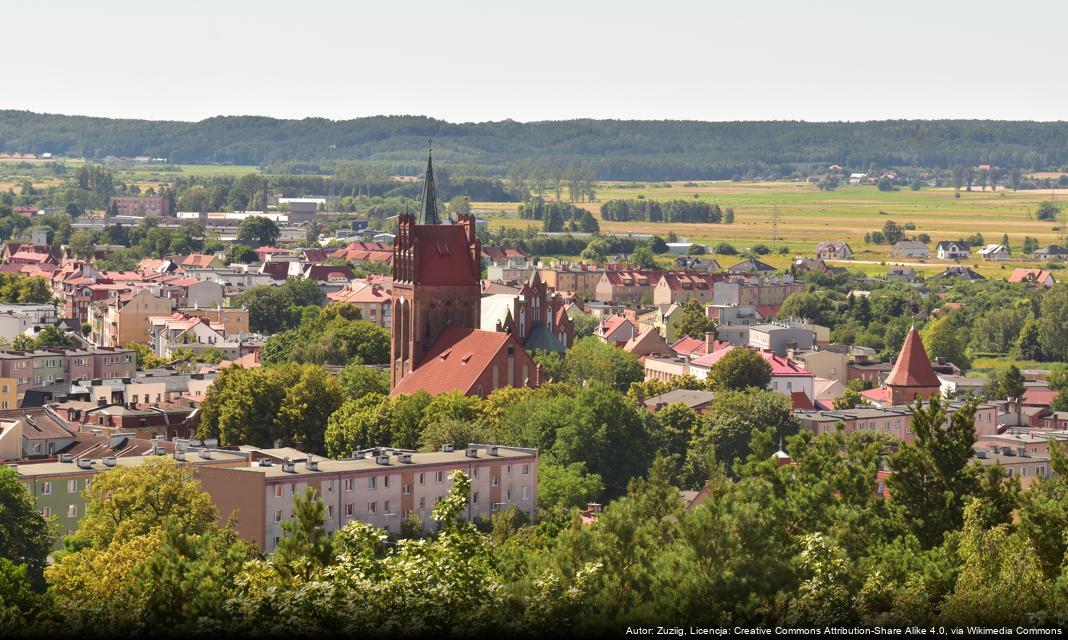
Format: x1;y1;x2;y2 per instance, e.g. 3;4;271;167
465;446;479;458
705;331;716;353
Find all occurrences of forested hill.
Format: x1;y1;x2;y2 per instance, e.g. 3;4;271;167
3;110;1068;180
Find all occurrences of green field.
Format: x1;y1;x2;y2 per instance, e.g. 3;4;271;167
475;180;1068;278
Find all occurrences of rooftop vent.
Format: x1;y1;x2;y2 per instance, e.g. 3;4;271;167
465;446;479;458
351;451;365;459
305;459;319;471
282;461;296;473
102;457;117;467
58;453;73;463
398;453;413;464
487;446;500;457
258;458;273;467
203;438;218;448
173;451;186;462
198;450;212;460
76;458;94;469
375;455;390;465
440;444;454;453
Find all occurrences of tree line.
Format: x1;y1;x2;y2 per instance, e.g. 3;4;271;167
600;198;733;223
9;111;1068;179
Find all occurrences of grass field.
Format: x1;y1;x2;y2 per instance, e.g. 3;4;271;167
475;181;1068;278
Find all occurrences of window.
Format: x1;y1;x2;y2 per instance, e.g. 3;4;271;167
419;497;426;510
506;488;512;501
435;471;444;484
383;475;390;488
274;510;282;523
67;479;78;493
274;485;283;497
41;481;51;496
402;484;411;495
67;504;77;518
345;504;353;517
384;499;391;514
86;478;92;488
368;477;377;490
521;464;530;476
418;472;425;485
41;507;51;518
368;501;377;515
506;465;511;477
521;486;530;501
472;492;479;504
472;467;479;479
344;478;354;491
327;505;334;518
492;475;499;487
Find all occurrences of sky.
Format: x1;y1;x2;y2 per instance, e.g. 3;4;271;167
6;0;1067;123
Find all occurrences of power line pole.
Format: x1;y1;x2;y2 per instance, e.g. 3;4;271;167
771;205;780;252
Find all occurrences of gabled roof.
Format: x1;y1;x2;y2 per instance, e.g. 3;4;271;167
691;345;813;377
1009;269;1056;285
390;327;532;397
885;328;941;388
671;336;708;358
622;326;671;356
408;224;480;285
482;246;528;261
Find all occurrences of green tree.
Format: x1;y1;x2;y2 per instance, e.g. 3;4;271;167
672;299;716;340
705;347;772;392
76;457;217;549
685;389;798;478
1037;284;1068;361
1018;441;1068;576
563;336;644;392
225;244;257;264
537;461;604;510
275;364;343;453
920;315;970;370
0;467;53;588
418;419;490;452
273;487;333;579
629;246;658;269
338;363;389;398
984;365;1025;401
236;215;280;247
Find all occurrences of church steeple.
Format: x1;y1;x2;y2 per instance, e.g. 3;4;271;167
417;142;440;225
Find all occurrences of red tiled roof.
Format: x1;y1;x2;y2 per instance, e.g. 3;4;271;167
482;246;528;260
791;391;816;411
885;329;941;388
181;254;218;268
1009;269;1056;285
390;327;532;397
862;387;890;403
692;345;813;377
1023;389;1057;406
671;336;708;357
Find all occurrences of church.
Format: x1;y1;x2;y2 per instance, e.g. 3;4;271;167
389;151;541;398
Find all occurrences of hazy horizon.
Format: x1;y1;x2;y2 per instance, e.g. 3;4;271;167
9;0;1068;123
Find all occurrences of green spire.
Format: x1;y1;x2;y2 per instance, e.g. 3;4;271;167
417;143;440;225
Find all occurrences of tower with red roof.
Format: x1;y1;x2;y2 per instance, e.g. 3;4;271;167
885;327;942;406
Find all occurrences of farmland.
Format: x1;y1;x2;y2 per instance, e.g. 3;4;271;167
477;180;1067;277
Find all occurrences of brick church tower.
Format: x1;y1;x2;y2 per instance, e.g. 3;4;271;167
390;150;483;389
884;326;942;406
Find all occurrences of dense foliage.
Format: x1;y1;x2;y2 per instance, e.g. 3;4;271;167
8;112;1068;179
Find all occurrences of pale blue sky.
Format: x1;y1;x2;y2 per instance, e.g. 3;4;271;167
6;0;1066;122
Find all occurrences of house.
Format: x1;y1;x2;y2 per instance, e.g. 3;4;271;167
977;244;1011;261
673;256;720;273
109;195;173;217
689;346;815;401
328;280;393;330
537;263;605;298
886;267;917;283
622;326;673;359
929;266;986;282
87;289;174;347
815;241;853;260
797;407;915;443
483;247;533;282
1009;269;1056;288
848;173;867;184
1032;244;1068;260
706;304;764;345
643;389;716;413
890;240;930;259
791;258;845;276
791;346;849;386
594;269;662;304
725;258;776;274
389;152;540;399
935;240;971;260
596;315;640;346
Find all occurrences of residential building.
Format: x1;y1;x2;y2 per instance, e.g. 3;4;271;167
109;195;173;217
88;289;173;347
328;280;393;330
791;346;849;386
935;240;971;260
643;389;716;413
652;272;722;306
199;445;538;551
890;240;930;259
596;315;639;346
0;304;59;341
724;258;776;274
689;346;815;401
747;323;816;356
977;244;1011;261
929;266;985;282
815;241;853;260
1009;269;1056;288
1033;244;1068;260
538;263;605;298
594;269;662;304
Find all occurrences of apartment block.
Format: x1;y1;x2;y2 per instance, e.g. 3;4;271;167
199;445;538;552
